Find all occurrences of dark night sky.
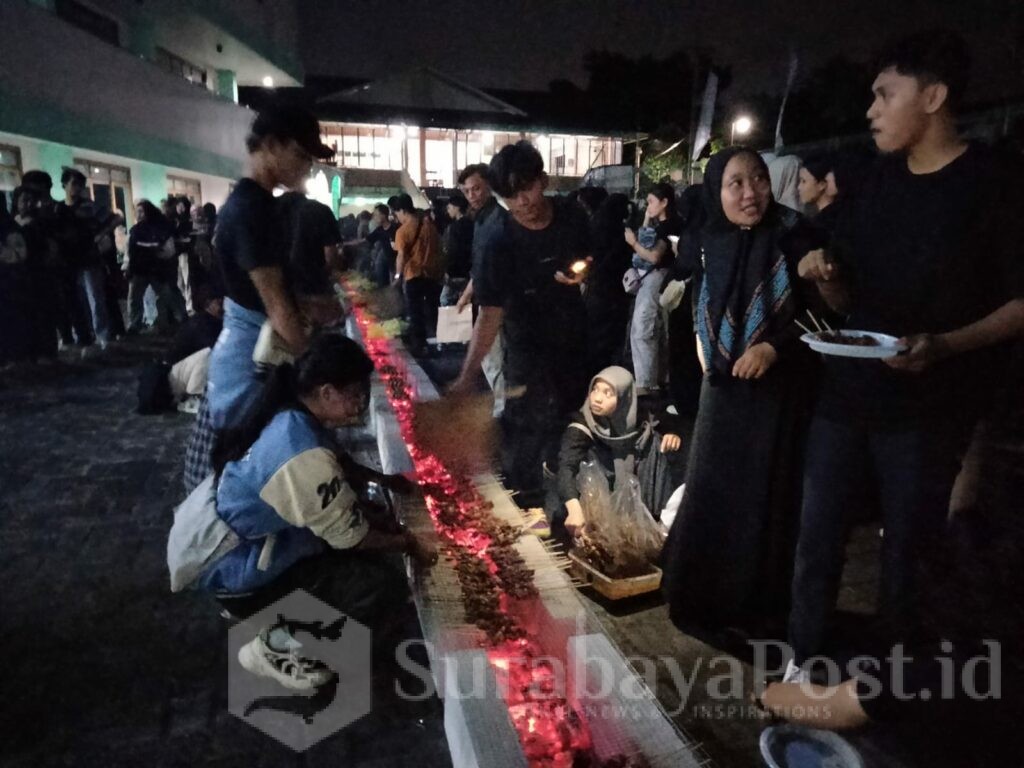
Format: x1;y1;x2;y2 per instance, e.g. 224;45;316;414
301;0;1021;106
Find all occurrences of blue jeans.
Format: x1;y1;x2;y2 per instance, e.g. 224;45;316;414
629;267;667;389
76;265;111;345
788;413;967;664
206;299;267;431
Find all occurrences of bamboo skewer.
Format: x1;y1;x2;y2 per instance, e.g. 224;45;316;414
794;319;815;335
806;309;824;332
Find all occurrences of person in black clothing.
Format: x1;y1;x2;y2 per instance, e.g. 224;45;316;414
576;186;608;219
584;192;634;375
168;284;224;366
449;141;592;530
365;203;398;287
440;192;473;305
11;186;59;360
276;192;341;299
171;196;195;313
662;147;821;637
20;171;75;349
788;31;1024;681
0;195;36;365
451;163;508;414
665;184;706;417
53;168;111;351
759;452;1024;768
126;200;186;333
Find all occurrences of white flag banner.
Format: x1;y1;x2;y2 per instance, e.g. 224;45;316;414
691;71;719;162
775;49;799;150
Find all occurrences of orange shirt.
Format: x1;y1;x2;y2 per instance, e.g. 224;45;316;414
395;215;443;281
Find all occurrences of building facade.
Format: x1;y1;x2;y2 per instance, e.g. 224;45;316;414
0;0;302;222
307;68;625;213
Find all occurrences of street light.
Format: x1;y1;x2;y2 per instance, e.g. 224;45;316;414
731;115;753;145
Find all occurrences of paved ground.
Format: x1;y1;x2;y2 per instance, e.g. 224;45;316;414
0;339;1013;767
0;338;450;768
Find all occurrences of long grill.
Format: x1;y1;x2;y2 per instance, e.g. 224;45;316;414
344;293;709;768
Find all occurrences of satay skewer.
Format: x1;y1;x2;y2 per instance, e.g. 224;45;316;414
806;309;824;332
795;319;815;335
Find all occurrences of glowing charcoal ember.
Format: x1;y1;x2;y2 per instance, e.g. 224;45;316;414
344;280;646;768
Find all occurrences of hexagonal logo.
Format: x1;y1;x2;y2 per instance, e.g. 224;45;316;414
227;589;373;751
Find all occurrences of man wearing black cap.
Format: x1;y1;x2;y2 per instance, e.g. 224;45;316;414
183;104;335;491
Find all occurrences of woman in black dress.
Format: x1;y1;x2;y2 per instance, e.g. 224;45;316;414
662;147;819;636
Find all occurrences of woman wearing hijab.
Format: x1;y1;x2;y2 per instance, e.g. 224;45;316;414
767;155;803;212
662;147;820;636
557;365;682;535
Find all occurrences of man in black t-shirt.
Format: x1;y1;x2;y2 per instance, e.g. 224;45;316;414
440;193;474;306
277;192;341;298
787;32;1024;680
184;104;335;491
364;203;398;287
450;142;591;526
53;168;112;351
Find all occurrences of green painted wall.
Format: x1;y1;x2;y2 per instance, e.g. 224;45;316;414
36;141;74;200
0;87;244;181
137;162;169;206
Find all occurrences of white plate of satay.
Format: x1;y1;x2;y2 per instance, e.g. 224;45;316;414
797;311;907;359
801;330;907;359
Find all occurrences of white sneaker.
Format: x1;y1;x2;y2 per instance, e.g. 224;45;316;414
177;396;201;414
237;630;336;690
783;659;810;685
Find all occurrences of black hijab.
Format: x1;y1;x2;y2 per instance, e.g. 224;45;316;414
696;147;798;380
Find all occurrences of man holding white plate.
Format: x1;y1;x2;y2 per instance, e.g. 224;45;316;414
786;30;1024;683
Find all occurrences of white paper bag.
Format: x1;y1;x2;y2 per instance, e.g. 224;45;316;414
435;306;473;344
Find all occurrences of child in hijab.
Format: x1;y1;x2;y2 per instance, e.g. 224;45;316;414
556;366;682;535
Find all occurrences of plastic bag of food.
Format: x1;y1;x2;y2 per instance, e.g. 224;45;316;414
575;460;663;578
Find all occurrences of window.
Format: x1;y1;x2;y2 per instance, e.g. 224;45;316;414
155;47;209;88
55;0;119;47
0;144;23;212
74;159;133;222
167;175;202;205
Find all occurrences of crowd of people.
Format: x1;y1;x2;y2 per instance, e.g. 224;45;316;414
438;29;1023;735
6;25;1021;741
0;161;233;368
